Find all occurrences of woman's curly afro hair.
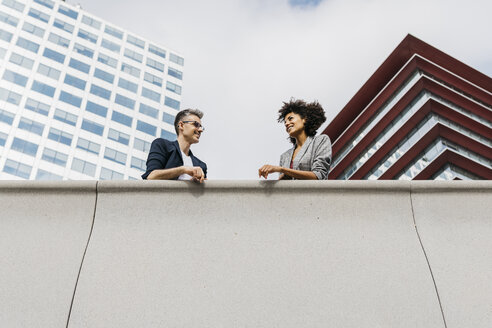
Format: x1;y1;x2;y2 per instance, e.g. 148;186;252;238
277;99;326;144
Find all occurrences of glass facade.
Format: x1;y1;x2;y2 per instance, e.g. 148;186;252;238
396;138;491;180
0;0;183;181
365;113;492;180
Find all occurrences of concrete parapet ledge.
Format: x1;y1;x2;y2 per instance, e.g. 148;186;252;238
0;180;490;328
0;181;96;327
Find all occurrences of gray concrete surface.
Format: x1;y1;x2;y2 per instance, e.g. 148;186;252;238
69;181;441;327
0;181;96;328
1;180;490;327
411;182;492;328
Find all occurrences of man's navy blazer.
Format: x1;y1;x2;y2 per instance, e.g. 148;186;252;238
141;138;207;179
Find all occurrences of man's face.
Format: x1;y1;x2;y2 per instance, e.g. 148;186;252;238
179;114;203;144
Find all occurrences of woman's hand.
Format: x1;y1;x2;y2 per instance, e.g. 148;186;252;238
258;165;283;179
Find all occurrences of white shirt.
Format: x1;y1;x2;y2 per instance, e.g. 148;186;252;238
178;150;193;180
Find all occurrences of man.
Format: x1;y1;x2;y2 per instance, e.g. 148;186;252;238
141;109;207;182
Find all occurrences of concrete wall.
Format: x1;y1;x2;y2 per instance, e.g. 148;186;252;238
0;181;490;327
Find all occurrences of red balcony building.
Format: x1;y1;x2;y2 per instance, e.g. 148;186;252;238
323;34;492;180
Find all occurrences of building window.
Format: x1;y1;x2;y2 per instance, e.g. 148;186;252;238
121;62;140;78
2;0;25;12
104;25;123;39
0;28;12;42
146;58;164;72
48;127;72;146
89;84;111;100
166;81;182;95
162;112;175;125
68;58;90;73
28;8;50;23
3;159;31;179
94;68;114;83
127;35;144;49
111;110;133;127
53;18;74;33
3;69;28;87
11;137;38;157
53;108;77;126
48;32;70;48
108;128;130;145
76;137;100;154
59;90;82;107
42;148;67;166
0;131;8;146
35;169;62;180
136;120;157;136
43;48;65;63
0;108;15;125
104;147;127;165
161;129;176;141
58;5;78;20
134;137;150;152
104;148;126;165
37;63;61;80
139;103;158;119
71;158;96;177
168;67;183;80
100;167;124;180
77;28;98;43
25;98;50;116
143;72;162;87
16;37;39;53
170;53;184;66
0;47;5;59
85;101;107;117
115;94;135;110
148;44;166;58
0;11;18;27
18;117;44;136
81;15;101;29
64;73;86;90
81;119;104;136
0;87;21;105
33;0;54;9
141;87;161;103
97;52;117;68
118;77;138;93
131;157;146;171
73;43;94;58
101;38;120;53
32;80;56;97
9;52;34;69
124;48;142;63
22;22;45;37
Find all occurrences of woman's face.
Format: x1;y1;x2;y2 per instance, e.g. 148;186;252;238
284;112;305;137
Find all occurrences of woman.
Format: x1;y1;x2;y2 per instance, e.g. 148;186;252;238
258;99;331;180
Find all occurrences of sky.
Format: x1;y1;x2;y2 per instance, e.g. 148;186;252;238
78;0;492;179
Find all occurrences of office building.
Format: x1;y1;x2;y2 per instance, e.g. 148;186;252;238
0;0;184;180
324;34;492;180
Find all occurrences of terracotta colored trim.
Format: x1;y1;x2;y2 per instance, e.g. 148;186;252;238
415;151;492;180
324;34;492;143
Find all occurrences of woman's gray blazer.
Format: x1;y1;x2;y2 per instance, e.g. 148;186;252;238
279;135;332;180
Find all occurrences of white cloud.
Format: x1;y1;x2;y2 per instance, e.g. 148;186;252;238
79;0;492;179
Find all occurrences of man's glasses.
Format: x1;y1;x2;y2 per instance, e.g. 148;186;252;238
181;121;205;131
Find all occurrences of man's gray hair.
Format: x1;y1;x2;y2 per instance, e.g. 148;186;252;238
174;109;204;135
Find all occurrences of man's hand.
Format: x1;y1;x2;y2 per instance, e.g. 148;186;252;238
185;166;205;183
258;164;282;179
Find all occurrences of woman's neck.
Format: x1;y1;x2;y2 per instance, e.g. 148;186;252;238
295;132;308;149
